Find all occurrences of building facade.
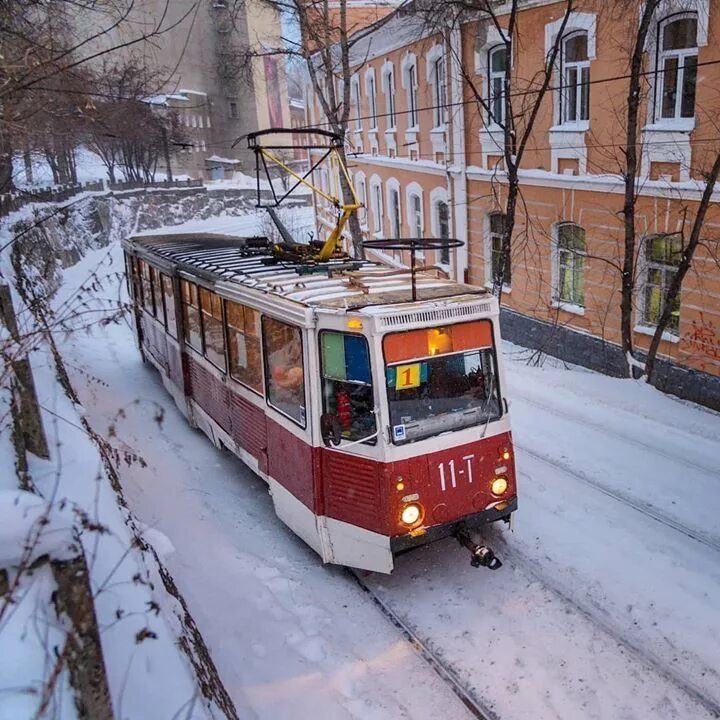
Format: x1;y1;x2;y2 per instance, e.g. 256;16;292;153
307;0;720;408
104;0;291;178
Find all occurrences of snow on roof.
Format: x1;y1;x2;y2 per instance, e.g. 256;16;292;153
206;155;241;165
124;233;488;312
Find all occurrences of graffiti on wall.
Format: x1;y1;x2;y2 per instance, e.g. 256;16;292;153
681;313;720;371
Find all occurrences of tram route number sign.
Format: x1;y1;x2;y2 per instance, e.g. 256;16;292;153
437;455;475;492
395;362;421;390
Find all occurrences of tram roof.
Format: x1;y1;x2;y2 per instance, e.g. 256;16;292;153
124;232;492;312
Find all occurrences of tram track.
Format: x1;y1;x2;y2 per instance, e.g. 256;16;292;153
493;539;720;719
348;570;500;720
514;394;719;478
515;442;720;554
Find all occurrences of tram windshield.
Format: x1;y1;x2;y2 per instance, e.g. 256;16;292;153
383;321;501;445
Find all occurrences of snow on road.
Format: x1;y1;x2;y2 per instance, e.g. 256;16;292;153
58;247;470;720
59;241;720;720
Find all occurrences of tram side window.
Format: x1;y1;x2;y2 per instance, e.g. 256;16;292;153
181;280;203;352
130;257;141;304
162;274;177;339
262;317;306;426
140;261;155;316
199;288;226;371
151;266;165;325
124;253;133;298
320;332;376;443
226;300;263;394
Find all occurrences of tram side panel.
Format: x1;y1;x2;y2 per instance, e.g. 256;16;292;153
230;392;269;474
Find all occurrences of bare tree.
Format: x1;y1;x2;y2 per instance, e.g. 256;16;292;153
0;0;199;192
614;0;720;383
419;0;575;301
241;0;403;257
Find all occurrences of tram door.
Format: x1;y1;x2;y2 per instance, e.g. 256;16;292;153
317;329;391;572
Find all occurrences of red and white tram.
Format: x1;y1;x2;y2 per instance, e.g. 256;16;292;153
122;232;517;573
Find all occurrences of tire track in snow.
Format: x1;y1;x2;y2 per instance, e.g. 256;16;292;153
516;444;720;554
515;394;719;478
349;571;498;720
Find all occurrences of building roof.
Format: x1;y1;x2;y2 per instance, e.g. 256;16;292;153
124;233;490;313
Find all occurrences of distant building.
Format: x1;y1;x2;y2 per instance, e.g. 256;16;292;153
105;0;291;179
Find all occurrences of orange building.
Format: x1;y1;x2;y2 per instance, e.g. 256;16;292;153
307;0;720;410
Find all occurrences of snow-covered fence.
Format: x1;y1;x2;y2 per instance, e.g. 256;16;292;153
0;179;205;218
0;181;104;216
106;178;203;192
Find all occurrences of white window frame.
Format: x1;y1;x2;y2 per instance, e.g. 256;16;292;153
370;174;383;235
430;187;451;267
401;53;419;129
485;212;509;289
545;11;596;129
655;13;698;122
365;68;378;131
386;178;402;239
426;44;448;129
551;222;587;312
405;182;424;237
381;61;397;130
355;171;368;228
638;233;682;336
351;74;362;130
560;31;590;124
487;45;508;127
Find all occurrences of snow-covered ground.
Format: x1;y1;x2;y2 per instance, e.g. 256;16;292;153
44;227;720;719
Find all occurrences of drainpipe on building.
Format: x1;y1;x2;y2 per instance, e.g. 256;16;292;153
448;24;469;284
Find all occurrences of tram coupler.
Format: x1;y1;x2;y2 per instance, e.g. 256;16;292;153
455;529;503;570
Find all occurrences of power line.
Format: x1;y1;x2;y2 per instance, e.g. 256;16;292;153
190;50;720;154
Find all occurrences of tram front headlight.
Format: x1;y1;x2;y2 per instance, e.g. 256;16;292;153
491;477;508;496
400;503;423;527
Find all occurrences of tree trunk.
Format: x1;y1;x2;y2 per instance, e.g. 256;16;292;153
162;125;173;182
620;0;661;377
0;135;15;192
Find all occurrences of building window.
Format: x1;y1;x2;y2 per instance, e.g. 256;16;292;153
352;76;362;130
643;234;682;333
320;331;376;443
554;223;586;306
371;179;383;234
657;15;698;120
406;61;418;127
356;175;368;226
432;55;448;127
262;316;306;426
436;201;450;264
199;288;226;371
226;300;263;394
384;65;397;129
388;185;401;238
228;100;238;119
561;32;590;123
368;73;378;130
409;193;423;238
180;280;203;352
489;213;509;286
488;46;508;126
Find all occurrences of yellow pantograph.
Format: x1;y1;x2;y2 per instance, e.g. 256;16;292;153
258;143;361;261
